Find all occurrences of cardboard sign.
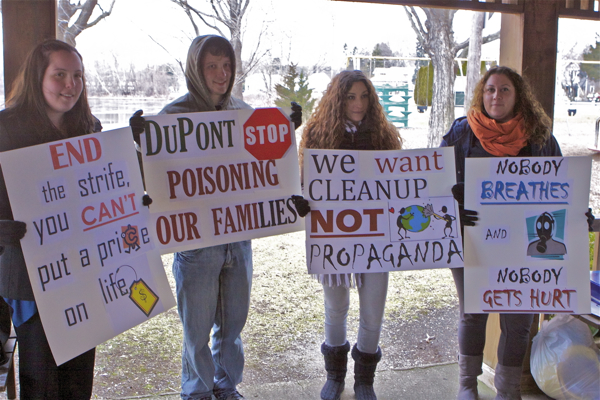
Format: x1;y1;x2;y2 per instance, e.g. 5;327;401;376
140;108;304;253
464;156;592;314
0;128;175;365
303;147;463;274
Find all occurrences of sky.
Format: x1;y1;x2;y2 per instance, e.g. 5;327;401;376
71;0;505;71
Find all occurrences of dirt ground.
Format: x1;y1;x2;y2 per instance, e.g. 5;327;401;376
6;102;600;399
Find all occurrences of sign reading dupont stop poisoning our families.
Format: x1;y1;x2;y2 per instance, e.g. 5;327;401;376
140;108;304;254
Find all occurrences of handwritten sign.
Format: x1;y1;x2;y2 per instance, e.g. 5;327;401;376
463;156;592;314
140;108;304;253
0;128;175;365
303;147;463;274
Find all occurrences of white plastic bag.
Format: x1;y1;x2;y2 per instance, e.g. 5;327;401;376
530;314;600;400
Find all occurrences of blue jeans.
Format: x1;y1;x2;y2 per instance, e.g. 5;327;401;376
173;241;253;399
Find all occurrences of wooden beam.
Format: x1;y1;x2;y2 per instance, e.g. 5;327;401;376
521;0;560;121
332;0;524;13
2;0;57;97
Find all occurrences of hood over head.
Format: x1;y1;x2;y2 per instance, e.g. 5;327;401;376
160;35;251;115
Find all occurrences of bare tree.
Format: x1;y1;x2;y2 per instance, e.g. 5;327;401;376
57;0;116;46
170;0;266;100
404;7;499;147
464;12;485;112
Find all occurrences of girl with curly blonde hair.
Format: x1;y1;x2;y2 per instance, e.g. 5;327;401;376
298;70;403;400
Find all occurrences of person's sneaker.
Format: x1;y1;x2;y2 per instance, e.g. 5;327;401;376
214;388;244;400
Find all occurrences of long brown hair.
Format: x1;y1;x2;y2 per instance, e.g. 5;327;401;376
470;66;552;146
5;39;96;136
299;70;402;166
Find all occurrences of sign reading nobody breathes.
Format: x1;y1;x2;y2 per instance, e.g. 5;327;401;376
0;129;175;365
463;156;592;314
303;147;463;274
140;108;304;254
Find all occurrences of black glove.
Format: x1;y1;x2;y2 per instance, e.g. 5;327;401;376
290;102;302;130
291;195;310;218
129;109;145;146
586;208;596;232
451;183;465;206
451;183;478;227
460;209;479;227
142;194;153;207
0;220;26;246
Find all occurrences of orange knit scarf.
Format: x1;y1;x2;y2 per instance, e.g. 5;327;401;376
466;110;527;157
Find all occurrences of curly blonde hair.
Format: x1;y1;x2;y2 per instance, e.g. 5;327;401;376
299;70;402;167
470;66;552;146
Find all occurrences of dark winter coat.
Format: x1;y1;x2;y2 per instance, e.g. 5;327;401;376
0;109;102;300
440;116;562;185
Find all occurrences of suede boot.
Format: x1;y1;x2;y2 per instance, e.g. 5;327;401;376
457;354;483;400
494;364;523;400
351;343;382;400
320;341;350;400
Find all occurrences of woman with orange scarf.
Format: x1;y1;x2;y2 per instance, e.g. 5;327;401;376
440;66;560;400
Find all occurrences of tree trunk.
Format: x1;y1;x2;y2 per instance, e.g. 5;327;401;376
230;33;244;100
427;10;456;148
465;12;484;113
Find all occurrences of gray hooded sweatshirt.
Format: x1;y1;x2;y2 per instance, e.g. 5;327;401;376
160;35;251;115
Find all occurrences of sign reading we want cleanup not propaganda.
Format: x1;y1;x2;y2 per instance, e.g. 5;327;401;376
0;129;175;365
140;108;304;254
303;147;463;274
463;156;592;314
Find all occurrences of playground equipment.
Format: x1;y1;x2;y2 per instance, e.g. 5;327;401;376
375;84;411;127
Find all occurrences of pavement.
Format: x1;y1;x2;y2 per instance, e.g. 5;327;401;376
134;362;554;400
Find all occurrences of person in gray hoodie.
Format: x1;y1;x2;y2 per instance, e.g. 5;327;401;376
131;35;300;400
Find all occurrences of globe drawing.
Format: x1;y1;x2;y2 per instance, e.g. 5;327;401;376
398;205;431;233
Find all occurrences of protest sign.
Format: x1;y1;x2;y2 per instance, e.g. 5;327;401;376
0;128;175;365
303;147;463;274
140;108;304;253
463;156;592;314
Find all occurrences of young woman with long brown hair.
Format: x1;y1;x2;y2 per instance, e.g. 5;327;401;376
298;70;402;400
0;39;101;399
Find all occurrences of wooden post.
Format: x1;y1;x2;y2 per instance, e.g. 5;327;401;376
484;1;562;394
2;0;57;98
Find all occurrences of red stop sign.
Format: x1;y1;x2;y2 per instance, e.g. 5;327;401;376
243;108;292;160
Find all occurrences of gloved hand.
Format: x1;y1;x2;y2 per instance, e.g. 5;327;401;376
0;220;27;246
451;183;465;206
586;208;596;232
129;109;145;147
142;194;153;207
291;195;310;218
290;102;302;130
451;183;478;227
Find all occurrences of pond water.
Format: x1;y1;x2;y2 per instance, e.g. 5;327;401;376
88;96;175;131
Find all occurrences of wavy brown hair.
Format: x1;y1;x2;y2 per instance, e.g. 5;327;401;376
470;66;552;146
299;70;402;166
5;39;95;136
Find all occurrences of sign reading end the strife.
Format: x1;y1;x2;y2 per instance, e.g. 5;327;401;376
0;128;175;365
140;108;304;254
303;147;463;274
464;156;592;314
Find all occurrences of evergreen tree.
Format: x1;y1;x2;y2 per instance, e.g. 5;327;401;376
582;39;600;82
275;64;316;123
